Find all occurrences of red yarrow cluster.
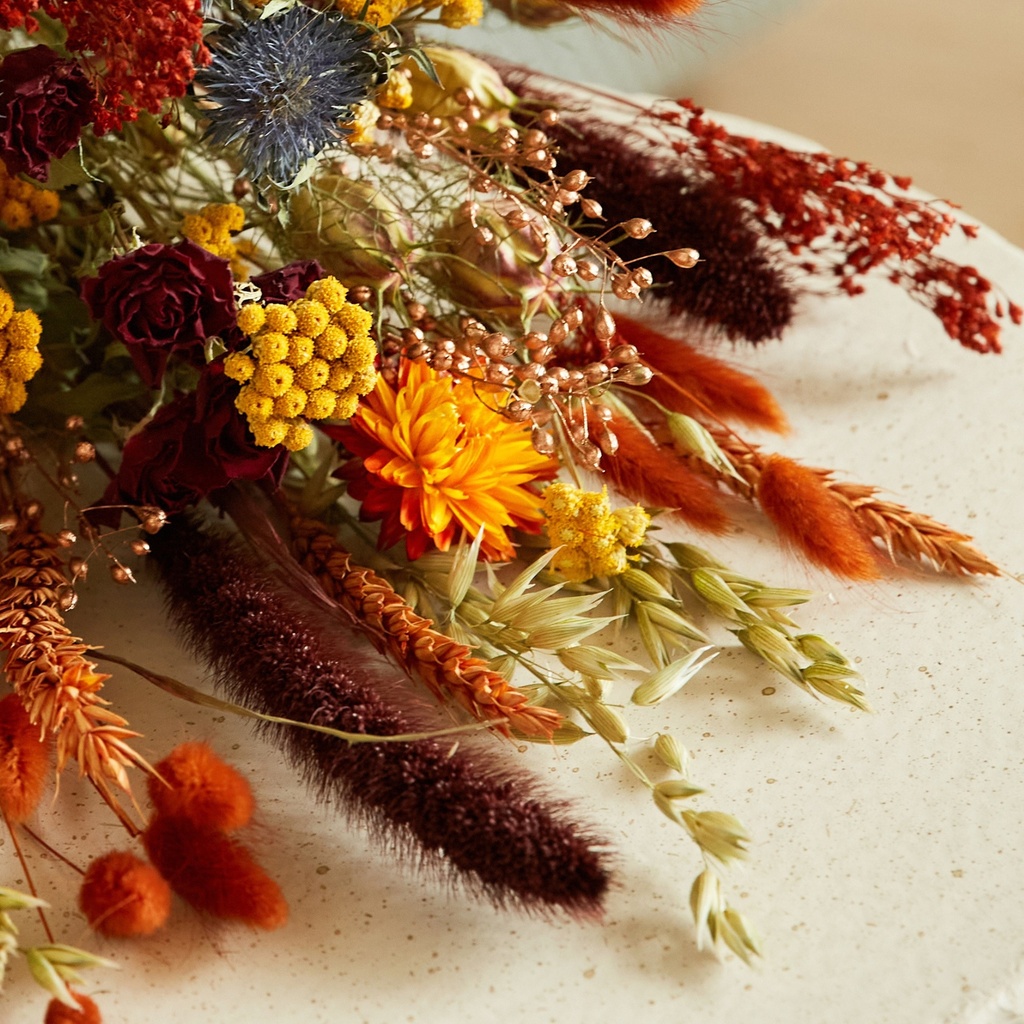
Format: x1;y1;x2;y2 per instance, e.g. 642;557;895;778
0;0;209;133
669;99;1022;353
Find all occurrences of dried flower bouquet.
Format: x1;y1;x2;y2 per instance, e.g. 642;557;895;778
0;0;1017;1019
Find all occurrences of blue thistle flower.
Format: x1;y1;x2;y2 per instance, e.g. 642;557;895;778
198;5;378;187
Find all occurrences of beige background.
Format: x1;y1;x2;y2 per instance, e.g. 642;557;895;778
688;0;1024;246
446;0;1024;245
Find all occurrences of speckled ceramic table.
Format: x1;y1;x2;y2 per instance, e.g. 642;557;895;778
4;118;1024;1024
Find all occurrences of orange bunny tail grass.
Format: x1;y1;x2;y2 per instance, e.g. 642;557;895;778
44;992;103;1024
756;454;881;580
148;742;254;832
564;0;703;21
143;815;288;930
605;418;729;533
0;693;51;824
79;850;172;938
615;317;788;433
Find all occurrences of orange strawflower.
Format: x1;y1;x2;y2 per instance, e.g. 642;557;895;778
335;358;557;560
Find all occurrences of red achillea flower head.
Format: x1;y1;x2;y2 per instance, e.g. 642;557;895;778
49;0;209;134
0;45;95;180
44;991;102;1024
98;360;289;520
149;741;254;832
756;454;881;580
0;692;51;823
0;0;38;32
80;240;237;388
79;850;172;937
143;815;288;930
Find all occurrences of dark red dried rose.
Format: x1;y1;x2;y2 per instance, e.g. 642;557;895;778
99;360;287;517
0;45;95;179
220;259;325;353
81;240;237;387
251;259;324;303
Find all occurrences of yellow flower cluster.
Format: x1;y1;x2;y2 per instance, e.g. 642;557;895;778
333;0;481;28
181;203;248;279
224;276;378;452
543;483;651;582
0;161;60;230
377;68;413;111
0;287;43;414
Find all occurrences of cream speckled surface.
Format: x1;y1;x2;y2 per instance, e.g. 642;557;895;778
4;128;1024;1024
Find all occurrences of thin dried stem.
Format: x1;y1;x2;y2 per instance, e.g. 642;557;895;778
0;516;154;834
289;513;563;738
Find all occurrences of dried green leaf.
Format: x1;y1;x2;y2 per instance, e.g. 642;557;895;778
516;719;592;744
0;888;48;914
635;602;668;668
447;527;484;609
689;869;723;951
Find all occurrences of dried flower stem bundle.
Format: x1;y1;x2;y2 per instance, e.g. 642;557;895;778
288;512;563;739
150;517;612;916
0;517;152;833
700;431;1001;577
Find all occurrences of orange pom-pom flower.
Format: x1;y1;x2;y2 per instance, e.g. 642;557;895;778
143;816;288;930
44;991;103;1024
149;741;254;831
0;692;51;823
79;850;172;937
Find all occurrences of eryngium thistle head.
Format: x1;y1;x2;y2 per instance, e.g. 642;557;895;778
198;5;377;187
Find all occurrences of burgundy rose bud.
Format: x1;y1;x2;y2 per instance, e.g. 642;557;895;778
250;259;325;304
0;45;95;180
97;359;288;520
81;240;237;387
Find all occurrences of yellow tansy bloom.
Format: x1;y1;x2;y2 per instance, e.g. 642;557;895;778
543;482;651;582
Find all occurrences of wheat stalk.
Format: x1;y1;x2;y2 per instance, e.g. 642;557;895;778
699;429;1001;577
288;514;563;738
0;517;153;833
